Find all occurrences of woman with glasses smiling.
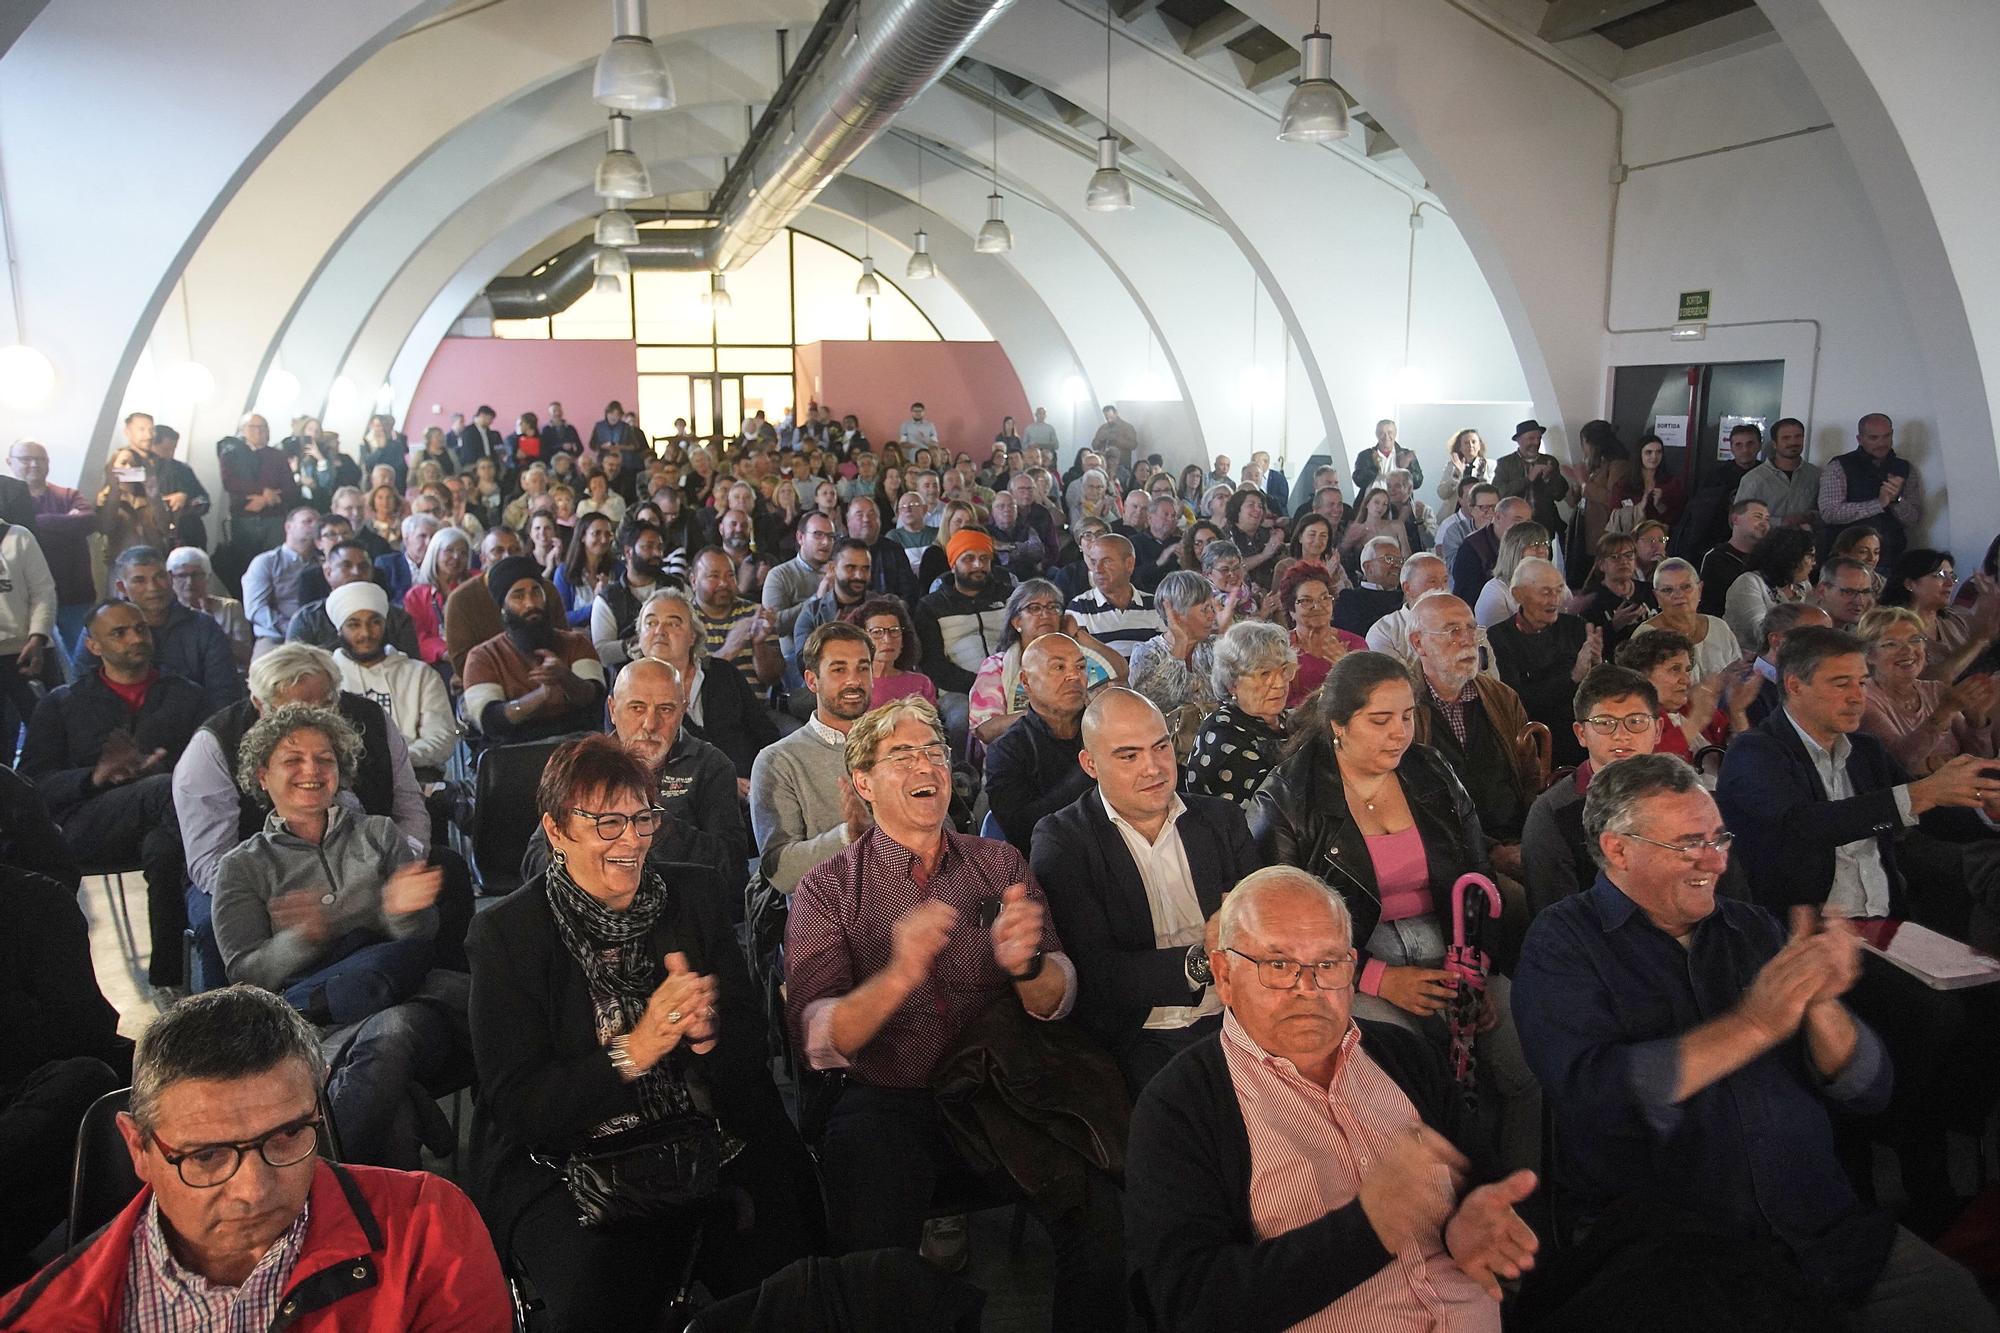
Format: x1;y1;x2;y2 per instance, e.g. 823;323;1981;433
465;735;814;1330
1856;606;2000;775
1881;546;2000;682
844;594;935;707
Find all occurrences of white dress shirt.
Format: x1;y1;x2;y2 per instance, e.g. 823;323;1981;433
1101;791;1221;1030
1784;711;1914;917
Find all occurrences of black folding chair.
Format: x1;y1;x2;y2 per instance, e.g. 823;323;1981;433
464;738;566;896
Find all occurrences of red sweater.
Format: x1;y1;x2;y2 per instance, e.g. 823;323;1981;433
0;1161;508;1331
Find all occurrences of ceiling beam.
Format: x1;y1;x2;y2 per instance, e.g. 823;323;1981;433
1244;48;1300;93
1183;7;1261;58
1538;0;1665;43
1114;0;1167;18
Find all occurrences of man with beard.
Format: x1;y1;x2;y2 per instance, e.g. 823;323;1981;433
715;507;776;603
692;545;782;688
845;495;917;603
786;538;874;676
519;655;746;901
764;511;838;639
749;622;876;895
21;598;204;989
461;555;606;741
445;526;552;677
638;587;775;788
915;528;1011;757
589;519;671;669
328;581;457;779
287;537;420;660
79;544;246;716
984;633;1096;852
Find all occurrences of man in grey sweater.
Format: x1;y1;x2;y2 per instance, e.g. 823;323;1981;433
749;621;874;894
761;510;837;638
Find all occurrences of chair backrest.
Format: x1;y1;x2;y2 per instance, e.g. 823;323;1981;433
470;738;566;893
1515;721;1553;793
68;1088;139;1248
977;809;1003;842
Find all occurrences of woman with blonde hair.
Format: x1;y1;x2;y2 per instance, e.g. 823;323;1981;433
1856;605;2000;775
1435;428;1490;505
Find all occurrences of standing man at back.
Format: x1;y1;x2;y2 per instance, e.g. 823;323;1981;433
1819;414;1921;565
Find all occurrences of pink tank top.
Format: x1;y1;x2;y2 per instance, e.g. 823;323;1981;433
1366;825;1433;922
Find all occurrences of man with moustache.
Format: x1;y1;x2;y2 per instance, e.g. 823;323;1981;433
460;555;606;741
690;545;783;688
983;633;1096;853
845;495;917;604
286;537;420;661
588;519;671;668
328;581;458;780
636;587;775;788
915;528;1011;755
786;538;875;669
749;622;876;895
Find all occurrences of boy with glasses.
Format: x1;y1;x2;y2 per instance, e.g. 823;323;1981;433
1520;665;1662;917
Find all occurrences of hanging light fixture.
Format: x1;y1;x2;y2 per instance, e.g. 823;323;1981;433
593;0;675;111
854;187;880;299
1278;1;1350;143
974;70;1013;254
595;200;639;247
906;138;936;280
592;271;624;299
595;113;652;199
703;271;732;309
1085;4;1135;212
594;246;631;277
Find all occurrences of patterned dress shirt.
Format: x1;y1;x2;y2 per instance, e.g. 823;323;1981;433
121;1197;309;1332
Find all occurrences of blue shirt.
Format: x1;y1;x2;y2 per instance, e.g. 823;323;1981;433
1512;871;1894;1292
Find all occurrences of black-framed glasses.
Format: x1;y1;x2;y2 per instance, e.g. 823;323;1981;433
1224;948;1358;991
150;1115;322;1188
569;806;665;840
1620;830;1735;861
1582;712;1657;735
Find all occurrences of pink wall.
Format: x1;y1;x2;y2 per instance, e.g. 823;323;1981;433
402;337;639;438
800;341;1029;463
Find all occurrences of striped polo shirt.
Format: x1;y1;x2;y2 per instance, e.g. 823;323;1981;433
1066;585;1163;659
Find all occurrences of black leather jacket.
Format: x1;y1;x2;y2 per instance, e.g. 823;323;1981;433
1244;736;1489;975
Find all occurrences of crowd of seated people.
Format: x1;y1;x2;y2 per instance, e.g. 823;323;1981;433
7;403;2000;1328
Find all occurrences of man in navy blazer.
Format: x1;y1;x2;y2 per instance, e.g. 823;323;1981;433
1031;688;1260;1094
1716;624;2000;1224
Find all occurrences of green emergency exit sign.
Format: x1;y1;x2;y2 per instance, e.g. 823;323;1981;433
1679;290;1712;321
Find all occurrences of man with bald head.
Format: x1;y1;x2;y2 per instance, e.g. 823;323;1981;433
1367;552;1499;680
1067;532;1162;660
1820;412;1922;565
1126;866;1538;1329
521;656;745;899
984;633;1098;852
9;436;94;651
1033;687;1259;1093
1452;494;1532;601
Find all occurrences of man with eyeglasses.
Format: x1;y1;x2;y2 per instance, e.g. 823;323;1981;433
1334;536;1407;637
1520;665;1664;917
1433;477;1489;573
1813;555;1877;630
1451;491;1526;602
762;510;838;641
1515;753;1997;1328
1;984;508;1326
8;436;95;655
1126;865;1538;1329
1366;553;1500;681
787;697;1125;1328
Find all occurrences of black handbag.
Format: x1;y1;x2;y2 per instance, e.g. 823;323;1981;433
539;1114;732;1229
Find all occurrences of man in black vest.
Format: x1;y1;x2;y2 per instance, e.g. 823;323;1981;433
1818;413;1922;565
20;599;204;988
1033;688;1258;1094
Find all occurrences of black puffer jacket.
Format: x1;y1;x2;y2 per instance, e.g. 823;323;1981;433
1244;735;1489;976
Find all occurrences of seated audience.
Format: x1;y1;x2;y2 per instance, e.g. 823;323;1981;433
242;505;323;655
749;623;876;894
1696;496;1770;616
1471;520;1550;630
213;703;467;1171
985;633;1096;852
1723;526;1816;653
1067;533;1163;659
1514;754;1995;1328
968;578;1122;747
786;536;874;675
1332;536;1406;636
1279;560;1361;708
915;528;1011;750
1249;651;1539;1168
327;582;457;780
0;985;507;1327
466;737;814;1328
1856;606;2000;775
285;536;420;659
1570;531;1657;648
552;512;616;628
1814;554;1879;631
1125;866;1539;1331
1631;556;1741;680
1520;665;1661;917
844;493;918;604
94;544;246;716
1186;621;1298;805
1717;626;2000;1225
785;698;1123;1329
588;518;671;670
21;598;201;989
847;595;936;707
637;586;776;786
461;555;607;741
1745;601;1833;726
1451;495;1530;602
401;522;473;670
166;544;255;670
1879;546;1999;681
443;526;544;678
763;510;837;640
1411;593;1542;874
1435;478;1495;573
1487;558;1601;770
1613;628;1754;760
1129;570;1223;753
1367;552;1499;681
1033;688;1256;1094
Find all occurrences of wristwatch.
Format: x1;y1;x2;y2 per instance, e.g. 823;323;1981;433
1009;950;1046;983
1185;943;1213;988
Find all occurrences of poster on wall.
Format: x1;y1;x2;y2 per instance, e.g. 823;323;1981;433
1651;415;1689;454
1717;414;1768;460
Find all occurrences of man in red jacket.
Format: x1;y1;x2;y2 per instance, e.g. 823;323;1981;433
0;985;507;1330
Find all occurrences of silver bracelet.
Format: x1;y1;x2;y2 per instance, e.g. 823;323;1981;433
608;1033;642;1081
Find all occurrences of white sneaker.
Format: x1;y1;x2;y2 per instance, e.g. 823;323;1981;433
919;1213;970;1272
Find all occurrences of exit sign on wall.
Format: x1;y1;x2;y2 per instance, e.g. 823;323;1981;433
1678;290;1712;321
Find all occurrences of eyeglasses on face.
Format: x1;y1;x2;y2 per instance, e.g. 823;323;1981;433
150;1115;322;1188
1420;624;1478;641
864;626;903;641
871;741;950;772
1620;829;1735;860
1224;948;1358;991
569;806;666;840
1583;712;1657;735
1018;600;1063;618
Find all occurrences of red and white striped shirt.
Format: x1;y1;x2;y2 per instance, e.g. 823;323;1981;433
1219;1011;1496;1332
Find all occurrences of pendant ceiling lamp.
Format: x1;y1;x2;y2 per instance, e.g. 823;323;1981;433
593;0;675;112
974;71;1013;254
907;139;936;280
1278;1;1350;143
595;201;639;247
595;113;652;200
703;272;732;309
855;187;881;298
1085;4;1134;212
593;246;631;277
592;271;624;298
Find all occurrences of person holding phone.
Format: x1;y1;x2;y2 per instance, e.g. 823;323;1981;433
96;447;170;583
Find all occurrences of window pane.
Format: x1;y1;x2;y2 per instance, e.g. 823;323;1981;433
493;318;550;340
638;375;692;439
633;270;713;344
742;374;796;425
638;346;715;373
717;346;794;373
867;280;941;342
551;280;633;339
720;379;743;437
692;377;715;438
792;233;871;344
711;241;792;346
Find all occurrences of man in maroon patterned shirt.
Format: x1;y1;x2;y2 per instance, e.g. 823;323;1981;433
785;696;1124;1329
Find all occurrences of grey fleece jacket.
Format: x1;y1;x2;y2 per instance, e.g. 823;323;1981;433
212;806;434;992
748;718;851;894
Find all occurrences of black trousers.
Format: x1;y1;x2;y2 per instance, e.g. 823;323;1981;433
64;775;186;986
0;1056;122;1282
818;1083;1126;1333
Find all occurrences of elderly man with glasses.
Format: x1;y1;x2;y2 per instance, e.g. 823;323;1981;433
1125;865;1539;1332
785;696;1124;1328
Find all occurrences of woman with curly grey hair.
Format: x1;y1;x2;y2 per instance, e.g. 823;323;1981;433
211;702;469;1171
1184;620;1299;804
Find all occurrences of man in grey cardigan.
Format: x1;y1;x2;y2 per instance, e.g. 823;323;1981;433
749;622;875;894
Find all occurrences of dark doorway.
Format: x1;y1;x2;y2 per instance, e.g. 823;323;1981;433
1610;359;1786;495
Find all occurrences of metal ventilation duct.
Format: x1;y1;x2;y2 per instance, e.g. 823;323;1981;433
484;0;1014;319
